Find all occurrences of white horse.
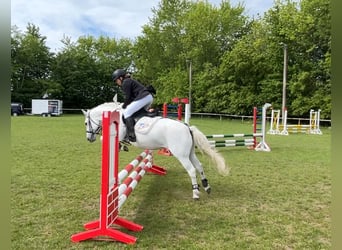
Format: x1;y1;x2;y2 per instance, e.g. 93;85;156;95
82;98;229;199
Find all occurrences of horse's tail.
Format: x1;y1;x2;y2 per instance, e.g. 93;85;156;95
190;126;229;176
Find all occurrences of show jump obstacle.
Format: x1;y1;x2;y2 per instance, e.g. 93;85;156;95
162;97;190;123
268;108;322;135
206;103;272;152
71;111;166;244
159;97;190;156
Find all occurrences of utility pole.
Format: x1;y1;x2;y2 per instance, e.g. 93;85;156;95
281;43;288;125
186;59;192;115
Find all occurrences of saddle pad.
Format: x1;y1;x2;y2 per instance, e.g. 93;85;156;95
135;116;162;135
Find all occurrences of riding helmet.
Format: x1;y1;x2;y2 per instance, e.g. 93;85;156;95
112;69;126;81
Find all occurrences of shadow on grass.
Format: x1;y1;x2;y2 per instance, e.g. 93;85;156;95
115;159;259;246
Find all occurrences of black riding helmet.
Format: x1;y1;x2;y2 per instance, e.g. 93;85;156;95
112;69;126;81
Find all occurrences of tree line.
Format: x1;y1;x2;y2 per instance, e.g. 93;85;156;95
11;0;331;118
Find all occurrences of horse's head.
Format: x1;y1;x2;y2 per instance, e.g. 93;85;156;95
82;96;126;143
82;108;102;142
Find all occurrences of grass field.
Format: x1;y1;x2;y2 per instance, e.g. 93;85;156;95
11;115;331;249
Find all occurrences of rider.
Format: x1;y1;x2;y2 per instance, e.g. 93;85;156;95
112;68;153;142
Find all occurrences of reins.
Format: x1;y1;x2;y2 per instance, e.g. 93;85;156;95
86;105;123;136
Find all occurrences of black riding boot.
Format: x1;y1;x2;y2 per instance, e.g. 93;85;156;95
124;117;136;142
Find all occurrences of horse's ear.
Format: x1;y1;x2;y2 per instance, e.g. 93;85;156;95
81;109;87;115
113;94;118;103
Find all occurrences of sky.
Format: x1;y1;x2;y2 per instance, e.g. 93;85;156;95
11;0;275;52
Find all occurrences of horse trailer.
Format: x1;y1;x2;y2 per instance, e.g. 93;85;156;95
31;99;63;117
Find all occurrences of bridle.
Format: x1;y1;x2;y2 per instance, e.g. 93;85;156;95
86;110;102;136
85;104;123;139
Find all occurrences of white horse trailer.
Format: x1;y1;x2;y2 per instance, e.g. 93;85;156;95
31;99;63;117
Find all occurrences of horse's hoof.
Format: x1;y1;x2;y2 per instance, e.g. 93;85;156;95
192;189;200;199
204;186;211;194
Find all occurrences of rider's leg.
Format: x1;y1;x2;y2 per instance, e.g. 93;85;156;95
123;116;136;142
123;95;153;118
123;94;153;142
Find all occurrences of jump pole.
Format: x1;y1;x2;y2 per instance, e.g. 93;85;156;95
309;109;322;135
279;108;322;135
162;97;190;122
159;97;190;156
206;103;270;151
71;110;166;244
254;103;272;151
268;109;281;135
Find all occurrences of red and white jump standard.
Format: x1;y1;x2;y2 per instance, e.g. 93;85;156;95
71;111;166;244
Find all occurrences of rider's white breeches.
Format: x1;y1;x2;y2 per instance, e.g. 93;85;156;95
123;94;153;118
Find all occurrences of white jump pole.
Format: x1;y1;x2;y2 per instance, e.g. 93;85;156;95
184;103;191;125
255;103;272;152
268;109;280;135
280;109;289;135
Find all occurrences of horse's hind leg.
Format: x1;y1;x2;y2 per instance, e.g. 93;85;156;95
190;149;211;194
172;153;201;200
187;165;201;200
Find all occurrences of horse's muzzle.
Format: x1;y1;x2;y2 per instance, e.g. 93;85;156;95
87;136;96;143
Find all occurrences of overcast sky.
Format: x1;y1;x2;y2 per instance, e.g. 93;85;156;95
11;0;275;52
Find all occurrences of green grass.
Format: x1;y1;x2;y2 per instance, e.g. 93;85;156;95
11;115;331;249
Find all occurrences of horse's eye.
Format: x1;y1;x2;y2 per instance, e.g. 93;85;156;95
85;122;87;126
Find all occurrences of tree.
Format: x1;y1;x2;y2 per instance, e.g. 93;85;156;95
11;23;58;107
11;0;331;118
262;0;331;118
52;35;134;108
217;18;273;115
134;0;249;109
288;0;331;118
216;0;331;118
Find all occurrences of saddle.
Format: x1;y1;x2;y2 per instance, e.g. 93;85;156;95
132;107;160;122
120;107;161;149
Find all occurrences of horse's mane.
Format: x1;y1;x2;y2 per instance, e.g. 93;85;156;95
93;102;120;112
